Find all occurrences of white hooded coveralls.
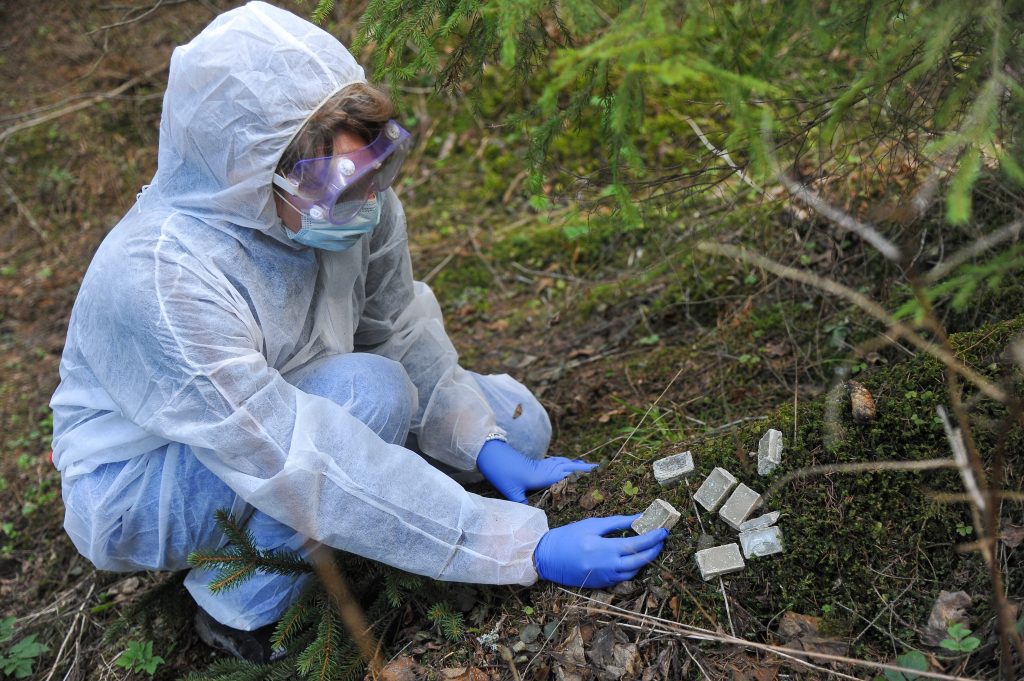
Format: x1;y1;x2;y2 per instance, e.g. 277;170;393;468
50;1;549;591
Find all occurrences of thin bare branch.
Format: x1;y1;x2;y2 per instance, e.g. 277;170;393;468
562;591;982;681
0;65;166;150
685;116;762;192
777;173;902;262
765;458;959;499
0;174;46;239
87;0;196;34
924;218;1024;282
697;242;1008;402
936;405;986;511
930;491;1024;503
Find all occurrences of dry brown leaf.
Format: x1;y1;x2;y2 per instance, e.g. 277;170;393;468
1000;523;1024;548
380;656;427;681
553;625;588;681
439;668;488;681
597;408;624;424
763;341;788;358
922;590;972;646
777;611;849;657
578;488;605;511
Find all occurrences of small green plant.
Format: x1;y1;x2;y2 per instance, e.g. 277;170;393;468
426;602;465;641
0;617;50;679
622;480;639;497
115;640;165;675
955;522;973;537
940;622;980;653
881;649;927;681
522;605;534;616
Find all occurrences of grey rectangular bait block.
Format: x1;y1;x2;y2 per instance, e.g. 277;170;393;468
693;467;738;512
739;525;784;558
694;544;745;580
719;483;762;530
652;451;695;487
631;499;681;535
738;511;780;531
757;429;783;475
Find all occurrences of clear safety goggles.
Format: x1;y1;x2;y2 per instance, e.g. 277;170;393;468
273;120;412;224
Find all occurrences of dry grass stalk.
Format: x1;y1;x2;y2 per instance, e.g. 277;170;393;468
310;551;385;678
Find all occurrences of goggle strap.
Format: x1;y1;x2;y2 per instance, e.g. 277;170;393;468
272;173;300;196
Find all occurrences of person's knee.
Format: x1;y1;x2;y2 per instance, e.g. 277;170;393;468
289;353;417;442
474;373;551;459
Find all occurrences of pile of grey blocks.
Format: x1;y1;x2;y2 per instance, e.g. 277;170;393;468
631;434;785;580
692;464;784;579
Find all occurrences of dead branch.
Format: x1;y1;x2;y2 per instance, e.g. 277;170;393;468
930;491;1024;503
0;174;46;239
697;242;1008;402
685;116;762;192
564;591;982;681
0;65;167;150
924;218;1024;283
777;173;902;262
937;406;987;511
764;458;959;500
88;0;196;35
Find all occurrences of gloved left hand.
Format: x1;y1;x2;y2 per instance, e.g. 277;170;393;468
477;439;597;503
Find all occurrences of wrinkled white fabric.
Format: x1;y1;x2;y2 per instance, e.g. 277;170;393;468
51;1;547;586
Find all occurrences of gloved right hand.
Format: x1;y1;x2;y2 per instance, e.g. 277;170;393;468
533;514;667;588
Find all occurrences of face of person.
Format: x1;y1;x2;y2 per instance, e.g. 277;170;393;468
275;129;372;233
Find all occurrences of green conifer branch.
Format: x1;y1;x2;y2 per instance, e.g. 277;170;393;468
209;563;259;593
211;509;260;556
272;586;318;650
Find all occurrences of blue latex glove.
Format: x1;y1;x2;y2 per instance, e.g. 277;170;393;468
477;439;597;504
534;515;667;588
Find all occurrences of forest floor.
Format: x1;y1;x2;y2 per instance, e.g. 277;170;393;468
0;1;1022;680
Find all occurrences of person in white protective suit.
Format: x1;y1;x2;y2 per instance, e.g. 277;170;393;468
50;1;667;662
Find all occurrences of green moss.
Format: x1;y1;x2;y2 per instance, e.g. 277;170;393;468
547;314;1024;645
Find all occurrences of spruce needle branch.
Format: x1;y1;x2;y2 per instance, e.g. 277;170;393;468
696;242;1008;403
310;551;384;678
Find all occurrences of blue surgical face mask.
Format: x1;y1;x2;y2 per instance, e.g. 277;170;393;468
284;197;381;251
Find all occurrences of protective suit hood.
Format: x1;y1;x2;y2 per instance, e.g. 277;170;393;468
153;1;365;237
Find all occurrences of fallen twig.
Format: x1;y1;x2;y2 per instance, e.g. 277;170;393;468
937;406;987;512
0;65;167;150
0;174;46;240
564;590;982;681
763;457;959;500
